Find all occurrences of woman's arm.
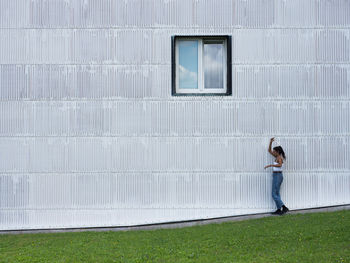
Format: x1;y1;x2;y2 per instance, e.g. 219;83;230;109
264;156;283;169
268;137;277;157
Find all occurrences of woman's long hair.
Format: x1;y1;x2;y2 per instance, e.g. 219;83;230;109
273;146;286;160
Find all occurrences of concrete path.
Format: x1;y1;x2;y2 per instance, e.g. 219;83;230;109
1;204;349;235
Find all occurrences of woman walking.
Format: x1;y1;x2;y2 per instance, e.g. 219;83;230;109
264;137;289;215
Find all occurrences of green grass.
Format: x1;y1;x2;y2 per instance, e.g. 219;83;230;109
0;210;349;263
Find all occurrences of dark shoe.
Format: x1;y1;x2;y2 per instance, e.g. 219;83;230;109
271;209;283;215
282;205;289;214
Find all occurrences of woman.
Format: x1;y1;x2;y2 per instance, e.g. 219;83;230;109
264;137;289;215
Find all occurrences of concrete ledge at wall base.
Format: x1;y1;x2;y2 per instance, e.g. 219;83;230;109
1;204;349;235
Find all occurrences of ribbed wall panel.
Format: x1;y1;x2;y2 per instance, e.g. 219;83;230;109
0;172;349;230
1;172;349;210
0;137;348;172
1;0;350;28
0;65;170;99
0;101;349;136
233;29;350;63
0;29;171;64
1;65;350;100
234;65;350;99
0;0;349;230
0;29;349;64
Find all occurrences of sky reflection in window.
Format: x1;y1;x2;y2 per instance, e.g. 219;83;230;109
179;41;198;89
204;43;224;89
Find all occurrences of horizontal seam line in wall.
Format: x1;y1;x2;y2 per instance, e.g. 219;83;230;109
0;63;349;66
232;63;350;65
0;63;171;66
0;208;271;211
0;99;350;102
0;171;349;174
0;136;350;139
0;27;350;30
0;135;349;138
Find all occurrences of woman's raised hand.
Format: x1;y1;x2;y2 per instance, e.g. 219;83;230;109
270;137;275;142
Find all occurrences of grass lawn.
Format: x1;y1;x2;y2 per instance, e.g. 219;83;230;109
0;210;349;263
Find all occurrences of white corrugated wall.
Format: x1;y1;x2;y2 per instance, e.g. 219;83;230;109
0;0;349;230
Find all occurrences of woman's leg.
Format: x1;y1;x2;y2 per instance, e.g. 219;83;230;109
272;173;284;209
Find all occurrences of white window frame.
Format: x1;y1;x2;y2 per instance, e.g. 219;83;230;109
175;37;228;95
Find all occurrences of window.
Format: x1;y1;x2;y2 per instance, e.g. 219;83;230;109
172;36;232;96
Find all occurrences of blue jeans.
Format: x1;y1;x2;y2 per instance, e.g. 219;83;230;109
272;172;284;209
